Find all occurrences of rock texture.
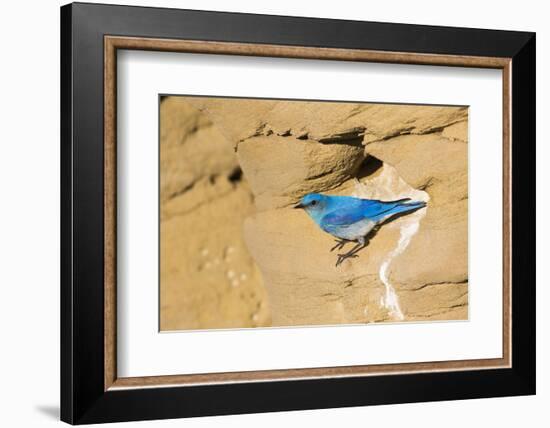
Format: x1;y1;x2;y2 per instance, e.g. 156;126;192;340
160;97;271;331
186;98;469;325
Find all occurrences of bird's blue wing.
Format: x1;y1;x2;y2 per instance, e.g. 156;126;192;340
358;199;408;220
320;203;368;226
321;198;421;226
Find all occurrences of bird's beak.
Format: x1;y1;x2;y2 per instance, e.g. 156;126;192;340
293;203;304;209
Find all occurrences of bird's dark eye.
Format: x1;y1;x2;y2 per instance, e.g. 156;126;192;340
311;200;317;206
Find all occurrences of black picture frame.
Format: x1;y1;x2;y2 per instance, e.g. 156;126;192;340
61;2;535;424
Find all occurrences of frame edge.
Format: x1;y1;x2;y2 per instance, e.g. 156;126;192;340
60;2;74;425
510;32;536;394
63;3;536;423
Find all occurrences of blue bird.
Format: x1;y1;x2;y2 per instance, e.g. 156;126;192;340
295;193;426;266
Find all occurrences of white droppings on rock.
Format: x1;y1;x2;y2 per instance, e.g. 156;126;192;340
353;164;429;322
200;248;209;257
226;270;236;279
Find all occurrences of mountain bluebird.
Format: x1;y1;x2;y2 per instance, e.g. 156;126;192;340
295;193;426;266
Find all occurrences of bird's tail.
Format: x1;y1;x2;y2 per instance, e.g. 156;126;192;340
399;200;427;211
374;200;427;222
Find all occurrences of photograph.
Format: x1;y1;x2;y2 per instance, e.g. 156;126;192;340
159;96;469;331
0;0;542;424
0;0;543;424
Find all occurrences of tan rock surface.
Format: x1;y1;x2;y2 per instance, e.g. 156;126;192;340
237;135;365;210
187;98;467;149
160;97;238;204
189;97;469;324
159;97;270;331
365;134;468;294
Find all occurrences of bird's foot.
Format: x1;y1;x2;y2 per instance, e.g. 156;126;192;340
330;239;348;252
334;241;366;267
335;253;359;267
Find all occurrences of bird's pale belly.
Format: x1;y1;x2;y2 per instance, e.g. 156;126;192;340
323;219;377;241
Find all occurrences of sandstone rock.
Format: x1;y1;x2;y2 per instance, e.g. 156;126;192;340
159;97;270;330
365;133;468;291
160;97;238;204
243;160;430;325
166;96;469;326
237;135;365;210
160;178;271;330
365;133;468;203
441;120;469;143
187;98;467;149
183;97;278;145
399;281;468;320
243;208;394;325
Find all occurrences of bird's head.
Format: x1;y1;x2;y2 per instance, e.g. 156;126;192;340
294;193;328;220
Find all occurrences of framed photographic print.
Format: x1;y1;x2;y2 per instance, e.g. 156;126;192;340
60;2;536;424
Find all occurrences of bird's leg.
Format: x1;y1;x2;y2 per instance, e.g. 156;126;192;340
335;237;366;267
330;239;349;252
335;243;361;266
